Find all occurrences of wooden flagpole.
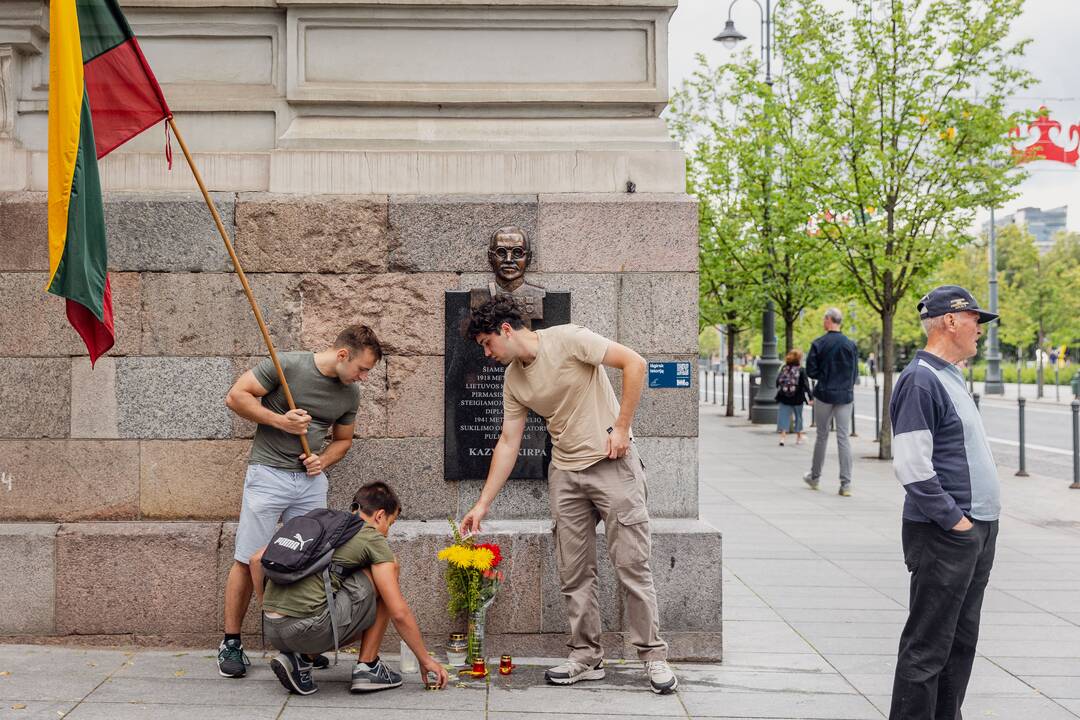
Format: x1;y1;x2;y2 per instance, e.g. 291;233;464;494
166;117;312;458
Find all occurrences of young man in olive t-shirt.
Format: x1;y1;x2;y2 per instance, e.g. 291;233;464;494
216;325;382;679
459;299;678;695
250;482;449;696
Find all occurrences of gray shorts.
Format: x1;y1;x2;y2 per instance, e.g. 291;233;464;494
234;464;328;564
263;572;378;655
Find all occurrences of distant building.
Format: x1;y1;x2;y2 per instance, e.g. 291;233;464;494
984;206;1067;253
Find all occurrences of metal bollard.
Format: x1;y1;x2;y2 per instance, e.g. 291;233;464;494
1071;400;1079;489
968;364;974;394
741;373;746;411
973;392;980;410
712;371;717;405
1055;365;1060;403
850;401;857;437
1016;397;1029;477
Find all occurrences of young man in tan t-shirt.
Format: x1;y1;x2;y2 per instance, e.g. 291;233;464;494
460;298;677;694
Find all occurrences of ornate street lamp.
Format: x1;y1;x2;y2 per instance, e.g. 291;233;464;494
715;0;781;424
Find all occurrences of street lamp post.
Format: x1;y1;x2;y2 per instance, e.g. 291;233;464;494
716;0;781;424
985;207;1004;394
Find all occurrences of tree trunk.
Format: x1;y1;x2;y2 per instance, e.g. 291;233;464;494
879;309;895;460
725;324;737;417
783;311;796;356
1036;324;1045;399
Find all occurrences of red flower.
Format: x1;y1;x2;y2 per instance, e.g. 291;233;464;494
476;543;503;568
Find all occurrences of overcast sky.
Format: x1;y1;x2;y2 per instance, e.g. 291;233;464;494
667;1;1080;231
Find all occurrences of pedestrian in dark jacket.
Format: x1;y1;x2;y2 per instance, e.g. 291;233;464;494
775;349;812;446
803;307;860;495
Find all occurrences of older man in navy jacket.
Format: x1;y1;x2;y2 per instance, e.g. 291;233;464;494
888;286;1000;720
803;307;860;495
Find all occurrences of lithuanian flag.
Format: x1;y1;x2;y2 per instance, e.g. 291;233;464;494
48;0;170;364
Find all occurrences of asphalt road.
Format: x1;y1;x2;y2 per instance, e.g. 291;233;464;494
851;382;1077;483
699;371;1078;483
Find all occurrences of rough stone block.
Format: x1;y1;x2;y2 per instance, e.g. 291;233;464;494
0;523;57;635
235;194;391;273
105;192;234;272
71;357;119;438
326;437;456;520
626;519;722;634
218;522;265;635
536;193;697;272
0;272;141;356
55;522;220;635
484;526;543;634
540;522;620;634
636;437;699;519
610;353;698;438
387;355;442;437
0;358;70;438
140;440;250;520
457;478;550;521
300;273;457;356
617;273;698;354
391;526;453;633
116;357;235;439
141;273;302;356
0;192;48;271
457;272;618;340
389;195;537;272
0;440;139;521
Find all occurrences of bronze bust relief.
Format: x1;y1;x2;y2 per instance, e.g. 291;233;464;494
469;225;546;322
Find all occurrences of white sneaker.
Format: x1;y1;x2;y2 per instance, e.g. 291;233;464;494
544;659;605;685
802;471;820;490
645;660;678;694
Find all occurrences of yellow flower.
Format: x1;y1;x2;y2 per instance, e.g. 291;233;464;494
438;545;476;569
472;547;495;571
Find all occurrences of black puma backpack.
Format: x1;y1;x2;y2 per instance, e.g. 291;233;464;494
260;508;365;661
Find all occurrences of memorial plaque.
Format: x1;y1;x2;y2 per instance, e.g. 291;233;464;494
443;290;570;480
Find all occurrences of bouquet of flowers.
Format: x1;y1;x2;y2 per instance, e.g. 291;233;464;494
438;519;504;664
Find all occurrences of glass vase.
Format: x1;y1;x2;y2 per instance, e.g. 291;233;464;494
466;606;488;665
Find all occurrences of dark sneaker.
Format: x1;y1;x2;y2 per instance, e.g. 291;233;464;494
544;659;605;686
217;639;250;678
270;652;318;695
802;471;819;490
839;485;852;497
645;660;678;694
307;654;330;670
350;659;403;693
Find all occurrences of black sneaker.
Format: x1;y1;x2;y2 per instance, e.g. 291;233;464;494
270;652;318;695
544;659;606;686
217;639;250;678
350;659;403;693
306;654;330;670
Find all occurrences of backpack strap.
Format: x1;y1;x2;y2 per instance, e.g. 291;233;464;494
323;567;341;666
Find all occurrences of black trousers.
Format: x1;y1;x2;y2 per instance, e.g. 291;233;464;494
889;518;998;720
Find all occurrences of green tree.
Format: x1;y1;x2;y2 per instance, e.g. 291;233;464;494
670;56;838;357
777;0;1032;457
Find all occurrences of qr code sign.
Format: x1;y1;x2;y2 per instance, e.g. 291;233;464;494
677;362;690;374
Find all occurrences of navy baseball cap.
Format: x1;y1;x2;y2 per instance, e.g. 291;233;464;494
917;285;998;324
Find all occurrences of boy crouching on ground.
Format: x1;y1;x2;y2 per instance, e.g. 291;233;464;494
250;482;449;695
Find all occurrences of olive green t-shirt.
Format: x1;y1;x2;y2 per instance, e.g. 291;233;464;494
502;324;625;471
263;526;395;617
249;351;360;471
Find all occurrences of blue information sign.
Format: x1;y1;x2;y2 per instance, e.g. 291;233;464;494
648;361;692;389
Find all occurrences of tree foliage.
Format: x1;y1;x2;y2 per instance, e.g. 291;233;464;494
777;0;1032;457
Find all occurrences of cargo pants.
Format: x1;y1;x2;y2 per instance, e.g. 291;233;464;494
548;445;668;665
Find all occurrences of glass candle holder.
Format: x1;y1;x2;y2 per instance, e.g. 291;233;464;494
446;633;468;666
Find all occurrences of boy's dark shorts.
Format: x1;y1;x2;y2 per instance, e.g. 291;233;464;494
264;572;377;655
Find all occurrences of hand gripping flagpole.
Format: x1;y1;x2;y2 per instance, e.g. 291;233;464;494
166;116;312;459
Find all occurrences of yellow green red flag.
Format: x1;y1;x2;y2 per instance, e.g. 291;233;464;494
48;0;170;364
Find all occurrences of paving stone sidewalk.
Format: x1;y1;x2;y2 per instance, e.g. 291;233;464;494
2;405;1079;719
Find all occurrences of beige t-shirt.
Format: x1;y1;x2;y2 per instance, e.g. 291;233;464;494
503;324;624;471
